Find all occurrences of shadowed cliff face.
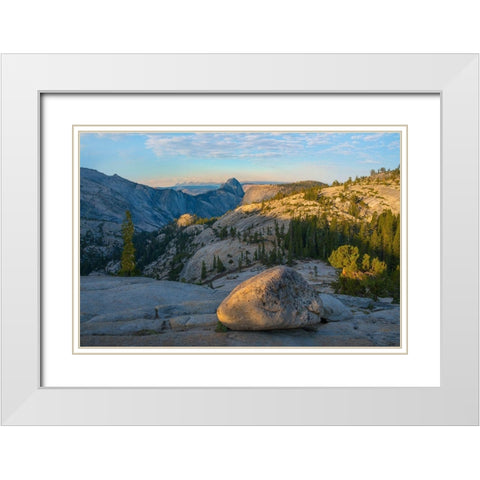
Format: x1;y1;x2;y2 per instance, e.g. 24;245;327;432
80;168;244;232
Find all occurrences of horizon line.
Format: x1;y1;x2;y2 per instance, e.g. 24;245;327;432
80;165;395;189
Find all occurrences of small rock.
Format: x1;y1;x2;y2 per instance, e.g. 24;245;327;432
332;294;374;309
169;314;218;331
377;297;394;304
319;294;352;322
369;309;400;324
105;260;121;275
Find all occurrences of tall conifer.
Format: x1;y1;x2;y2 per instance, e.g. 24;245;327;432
119;210;136;276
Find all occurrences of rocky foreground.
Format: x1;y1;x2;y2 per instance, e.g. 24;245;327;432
80;261;400;348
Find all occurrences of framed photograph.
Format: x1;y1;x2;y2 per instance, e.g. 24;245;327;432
73;124;406;355
1;54;478;424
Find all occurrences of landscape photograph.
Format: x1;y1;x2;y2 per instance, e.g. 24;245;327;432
79;129;402;348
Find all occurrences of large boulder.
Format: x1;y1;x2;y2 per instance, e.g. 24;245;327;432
216;266;323;330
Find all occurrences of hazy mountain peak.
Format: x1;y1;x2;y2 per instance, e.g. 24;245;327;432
221;177;244;196
224;177;241;186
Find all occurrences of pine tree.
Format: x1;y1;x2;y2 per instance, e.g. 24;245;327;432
269;248;277;265
328;245;359;273
361;254;371;271
392;222;401;261
201;260;207;279
219;226;228;239
119;210;137;276
217;257;225;273
274;220;280;238
371;257;387;276
287;244;293;266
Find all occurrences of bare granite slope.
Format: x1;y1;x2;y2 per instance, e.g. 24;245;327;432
80;262;400;347
143;173;399;284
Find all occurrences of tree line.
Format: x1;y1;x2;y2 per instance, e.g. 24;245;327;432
284;211;399;269
283;210;400;301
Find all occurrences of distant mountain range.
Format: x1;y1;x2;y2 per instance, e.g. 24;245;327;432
167;184;222;195
162;180;284;196
80;168;244;231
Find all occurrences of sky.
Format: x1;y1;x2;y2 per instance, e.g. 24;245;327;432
80;131;401;187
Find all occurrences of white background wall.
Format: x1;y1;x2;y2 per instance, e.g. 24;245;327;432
1;2;478;479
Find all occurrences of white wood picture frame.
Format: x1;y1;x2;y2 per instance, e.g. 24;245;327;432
1;54;478;425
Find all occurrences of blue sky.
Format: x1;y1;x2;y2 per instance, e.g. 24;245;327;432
80;131;401;187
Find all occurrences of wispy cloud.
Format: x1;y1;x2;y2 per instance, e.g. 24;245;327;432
387;139;401;150
81;132;144;143
359;159;381;164
144;132;338;160
362;133;387;141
